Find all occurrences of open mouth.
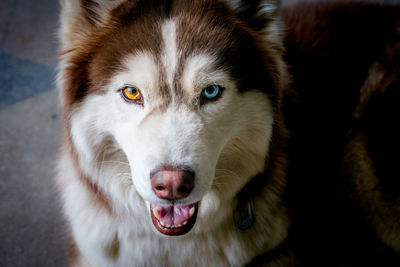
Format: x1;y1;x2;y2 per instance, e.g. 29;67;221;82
150;202;198;236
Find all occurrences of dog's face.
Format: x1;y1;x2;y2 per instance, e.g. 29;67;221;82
60;0;284;236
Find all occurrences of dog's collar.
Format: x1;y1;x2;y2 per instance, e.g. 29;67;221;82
234;186;255;230
233;173;269;230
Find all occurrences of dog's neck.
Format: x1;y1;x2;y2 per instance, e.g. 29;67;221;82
233;173;267;231
234;185;255;230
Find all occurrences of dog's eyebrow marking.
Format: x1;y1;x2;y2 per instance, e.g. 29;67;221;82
182;55;216;92
161;20;178;91
118;52;158;92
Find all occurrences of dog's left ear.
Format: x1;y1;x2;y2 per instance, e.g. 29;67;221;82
59;0;126;50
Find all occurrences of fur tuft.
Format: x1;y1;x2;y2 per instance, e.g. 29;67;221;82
59;0;125;50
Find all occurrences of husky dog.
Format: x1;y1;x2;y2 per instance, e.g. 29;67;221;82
57;0;290;266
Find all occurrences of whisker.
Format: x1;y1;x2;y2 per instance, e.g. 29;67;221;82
215;168;241;179
96;160;130;166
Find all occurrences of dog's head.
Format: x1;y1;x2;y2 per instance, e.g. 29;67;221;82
59;0;286;236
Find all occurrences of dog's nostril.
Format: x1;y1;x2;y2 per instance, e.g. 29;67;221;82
178;185;191;194
155;185;166;191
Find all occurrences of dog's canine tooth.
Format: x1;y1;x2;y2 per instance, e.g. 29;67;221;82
153;208;160;219
189;207;195;217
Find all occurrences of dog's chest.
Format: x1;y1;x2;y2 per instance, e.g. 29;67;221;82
108;225;252;267
78;216;253;267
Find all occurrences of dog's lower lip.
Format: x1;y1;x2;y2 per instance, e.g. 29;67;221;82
150;203;198;236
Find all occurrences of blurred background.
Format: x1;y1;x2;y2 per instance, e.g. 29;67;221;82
0;0;66;266
0;0;399;266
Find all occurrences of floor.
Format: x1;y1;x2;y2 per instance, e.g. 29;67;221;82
0;0;68;266
0;0;398;266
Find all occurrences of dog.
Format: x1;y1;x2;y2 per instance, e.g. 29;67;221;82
57;0;291;266
57;0;400;266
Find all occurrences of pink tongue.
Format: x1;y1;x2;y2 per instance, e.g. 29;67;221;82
154;204;192;226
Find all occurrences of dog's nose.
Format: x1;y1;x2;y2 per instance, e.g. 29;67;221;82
150;165;195;200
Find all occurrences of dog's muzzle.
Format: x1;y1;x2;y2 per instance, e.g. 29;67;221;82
149;165;199;236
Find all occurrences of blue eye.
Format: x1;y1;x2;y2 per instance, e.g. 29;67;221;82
201;85;223;103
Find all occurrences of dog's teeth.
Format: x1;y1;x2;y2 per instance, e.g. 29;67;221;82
177;224;182;228
183;221;187;225
159;220;165;227
189;207;195;217
153;208;159;219
166;224;171;228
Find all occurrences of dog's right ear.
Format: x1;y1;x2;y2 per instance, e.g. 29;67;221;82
226;0;279;31
225;0;283;51
59;0;125;49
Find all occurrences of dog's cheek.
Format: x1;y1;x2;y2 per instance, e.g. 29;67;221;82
213;91;274;197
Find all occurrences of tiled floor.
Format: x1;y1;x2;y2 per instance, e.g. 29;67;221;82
0;0;399;266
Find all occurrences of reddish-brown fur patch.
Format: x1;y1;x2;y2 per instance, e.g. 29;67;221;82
68;233;81;266
64;131;114;215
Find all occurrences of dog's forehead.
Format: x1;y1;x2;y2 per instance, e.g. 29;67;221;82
88;0;277;108
110;0;236;54
90;1;237;95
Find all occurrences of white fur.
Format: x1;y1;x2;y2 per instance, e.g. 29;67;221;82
161;20;178;89
258;1;277;15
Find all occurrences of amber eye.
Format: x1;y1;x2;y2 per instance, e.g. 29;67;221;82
121;87;143;104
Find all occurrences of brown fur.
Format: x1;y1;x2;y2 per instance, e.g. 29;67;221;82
68;233;83;266
65;136;114;214
344;41;400;254
282;2;400;265
104;233;121;260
